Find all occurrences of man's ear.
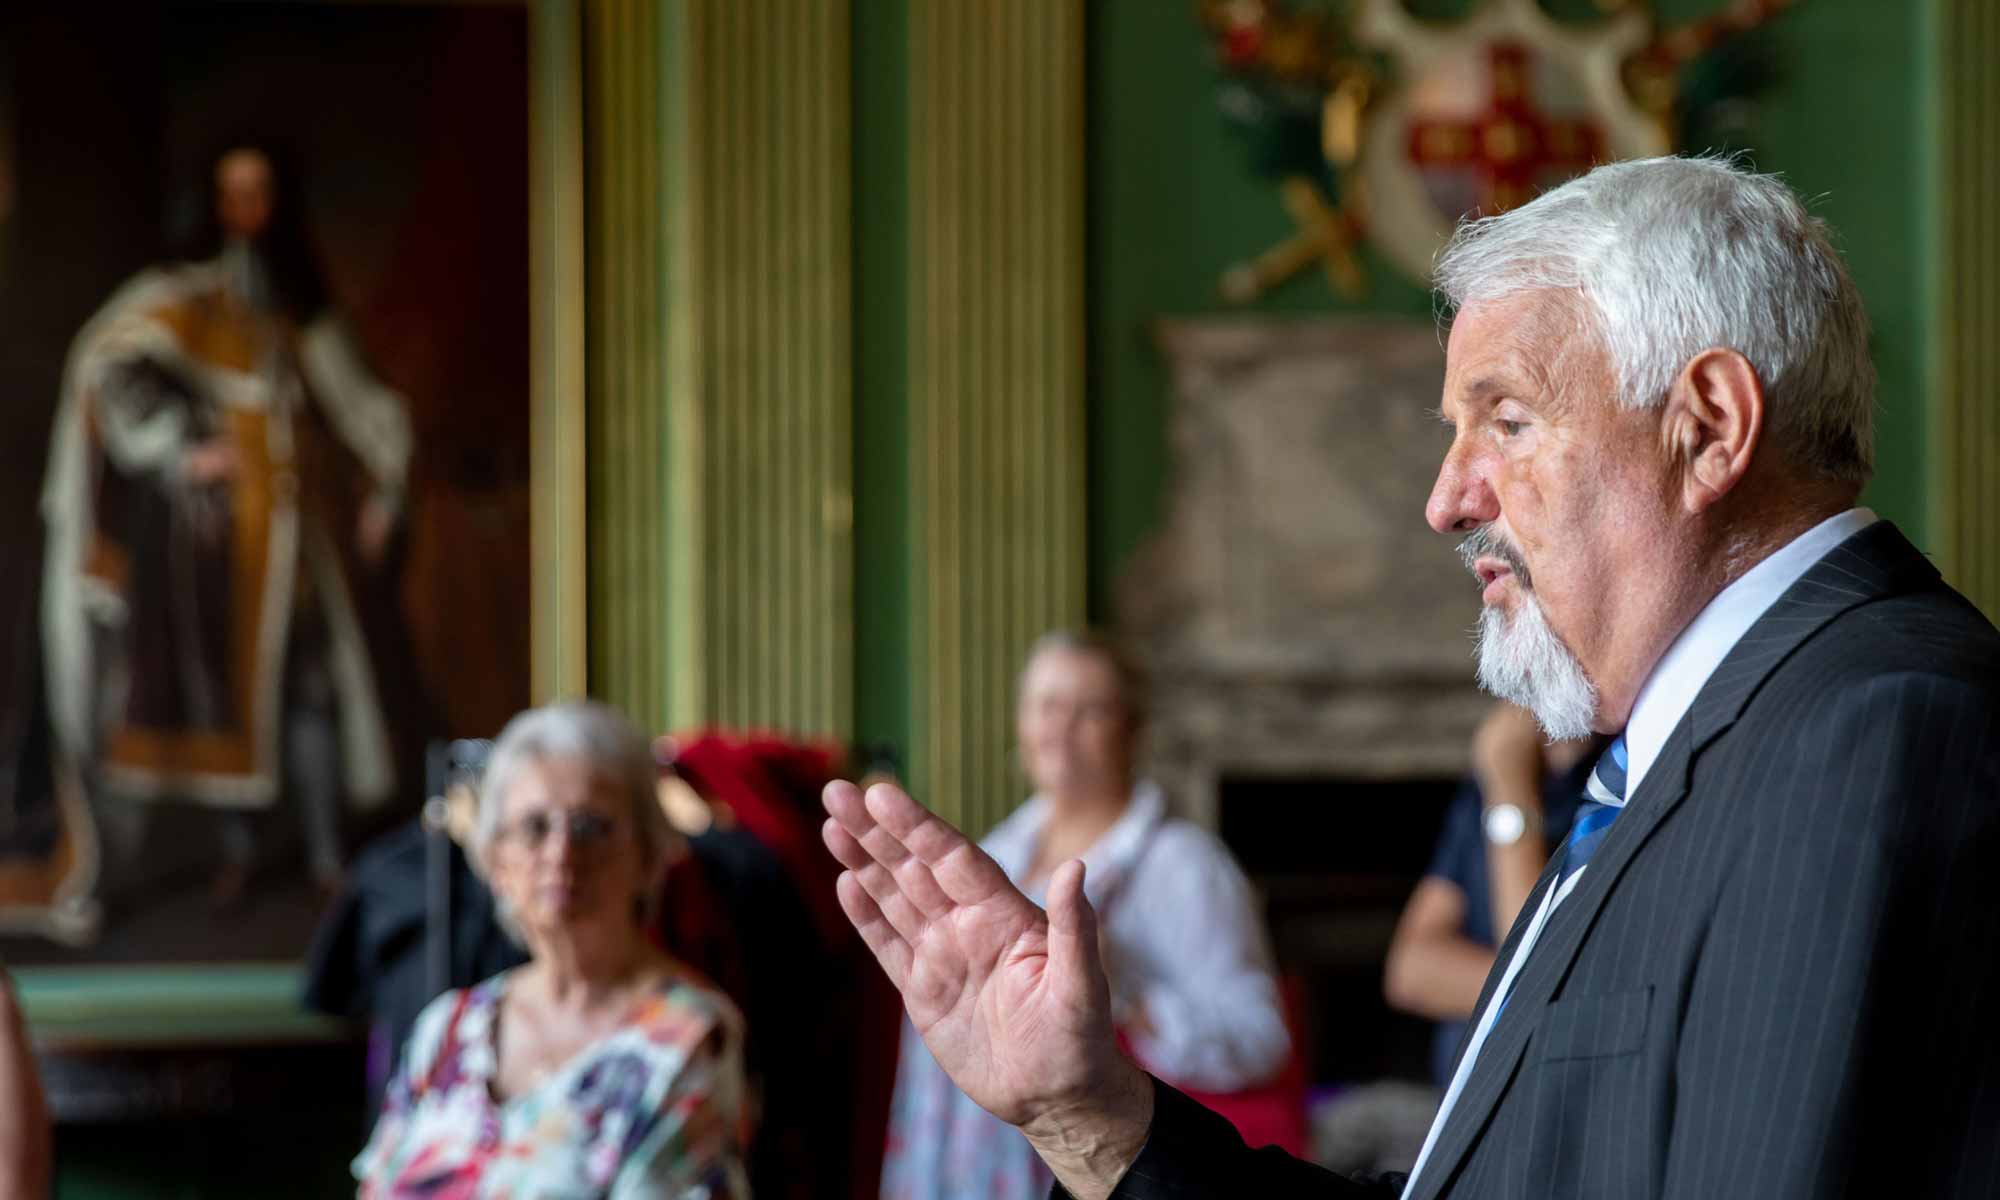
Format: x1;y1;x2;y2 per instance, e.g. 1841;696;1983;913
1661;348;1764;514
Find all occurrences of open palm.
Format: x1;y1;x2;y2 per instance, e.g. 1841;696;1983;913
820;780;1125;1129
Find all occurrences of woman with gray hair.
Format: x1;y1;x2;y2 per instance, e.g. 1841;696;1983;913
355;700;748;1198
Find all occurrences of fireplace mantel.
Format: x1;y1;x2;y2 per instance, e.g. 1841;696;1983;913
1119;318;1492;828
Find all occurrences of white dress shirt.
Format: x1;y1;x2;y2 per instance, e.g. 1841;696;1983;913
1400;507;1878;1196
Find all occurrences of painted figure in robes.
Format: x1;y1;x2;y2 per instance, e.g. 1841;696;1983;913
39;144;411;904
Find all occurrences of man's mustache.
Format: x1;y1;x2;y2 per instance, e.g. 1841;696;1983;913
1458;524;1534;591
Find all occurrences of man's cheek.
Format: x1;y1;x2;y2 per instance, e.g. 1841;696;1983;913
1495;475;1547;559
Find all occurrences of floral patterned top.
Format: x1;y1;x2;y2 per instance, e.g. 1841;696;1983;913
354;968;749;1199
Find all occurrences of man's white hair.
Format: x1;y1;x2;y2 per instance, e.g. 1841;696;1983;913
1434;155;1875;485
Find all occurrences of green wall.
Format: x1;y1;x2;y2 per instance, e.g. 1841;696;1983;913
852;0;914;774
1085;0;1937;619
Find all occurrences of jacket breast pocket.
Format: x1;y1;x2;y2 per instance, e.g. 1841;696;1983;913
1535;985;1651;1063
1514;986;1659;1199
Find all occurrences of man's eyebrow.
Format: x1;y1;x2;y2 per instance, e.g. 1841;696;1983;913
1433;376;1515;427
1461;376;1509;402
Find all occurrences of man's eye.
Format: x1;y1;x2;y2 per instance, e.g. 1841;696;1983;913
1497;419;1527;437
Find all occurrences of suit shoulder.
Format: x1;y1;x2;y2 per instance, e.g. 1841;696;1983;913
1781;583;2000;702
1733;595;2000;829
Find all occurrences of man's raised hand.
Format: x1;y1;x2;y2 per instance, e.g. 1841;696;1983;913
820;779;1153;1198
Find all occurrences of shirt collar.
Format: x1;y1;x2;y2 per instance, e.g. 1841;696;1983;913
1622;507;1878;799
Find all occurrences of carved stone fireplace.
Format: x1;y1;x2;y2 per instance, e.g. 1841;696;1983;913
1121;318;1490;817
1118;318;1493;1081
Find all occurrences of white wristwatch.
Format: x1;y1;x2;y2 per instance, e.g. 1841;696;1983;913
1483;803;1539;846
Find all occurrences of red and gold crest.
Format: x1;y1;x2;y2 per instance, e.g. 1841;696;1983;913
1200;0;1800;298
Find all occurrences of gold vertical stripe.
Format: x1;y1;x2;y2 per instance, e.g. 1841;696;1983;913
584;0;615;710
663;0;700;726
586;0;675;729
1939;0;2000;623
911;0;1087;834
530;0;588;701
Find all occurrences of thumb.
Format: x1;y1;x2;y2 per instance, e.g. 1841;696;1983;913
1045;859;1107;1004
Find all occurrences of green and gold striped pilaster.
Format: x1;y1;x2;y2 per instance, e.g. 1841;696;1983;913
584;0;672;728
1937;0;2000;624
909;2;1087;834
584;0;854;737
685;0;855;737
529;0;588;701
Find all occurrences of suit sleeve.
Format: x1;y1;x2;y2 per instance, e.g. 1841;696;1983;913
1048;1077;1402;1199
1660;668;2000;1198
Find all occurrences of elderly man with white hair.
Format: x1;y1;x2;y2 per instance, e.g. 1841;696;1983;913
821;156;2000;1199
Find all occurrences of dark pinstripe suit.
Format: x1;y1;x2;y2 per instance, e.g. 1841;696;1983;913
1090;522;2000;1199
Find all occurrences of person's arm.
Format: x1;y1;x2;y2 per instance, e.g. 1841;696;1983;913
89;354;209;483
1658;670;2000;1198
1468;703;1550;934
297;317;413;563
298;317;413;499
1057;1078;1404;1200
0;971;50;1200
1119;829;1290;1091
1382;876;1494;1021
821;782;1395;1200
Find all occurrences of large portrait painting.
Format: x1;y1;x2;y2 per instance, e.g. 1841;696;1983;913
0;2;534;963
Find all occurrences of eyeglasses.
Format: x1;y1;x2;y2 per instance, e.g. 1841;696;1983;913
497;809;621;853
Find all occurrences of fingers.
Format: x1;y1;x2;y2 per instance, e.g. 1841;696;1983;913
859;825;957;919
1045;859;1109;1011
822;818;932;944
1046;859;1096;948
823;779;877;839
833;789;956;916
863;783;1020;909
819;811;874;874
835;871;912;989
823;780;956;924
824;780;974;919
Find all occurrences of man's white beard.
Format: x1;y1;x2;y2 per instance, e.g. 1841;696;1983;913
1474;591;1598;740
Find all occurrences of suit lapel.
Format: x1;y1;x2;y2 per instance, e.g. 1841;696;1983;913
1439;852;1565;1084
1410;521;1934;1200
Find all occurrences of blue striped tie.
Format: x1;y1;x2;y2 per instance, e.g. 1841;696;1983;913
1491;735;1630;1022
1556;736;1629;893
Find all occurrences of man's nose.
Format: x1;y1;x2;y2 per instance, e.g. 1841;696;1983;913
1426;442;1499;534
